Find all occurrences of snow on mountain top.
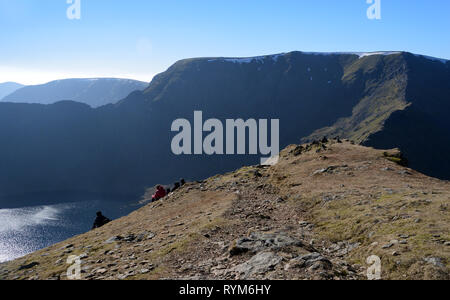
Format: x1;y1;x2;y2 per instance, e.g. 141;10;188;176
208;53;286;64
302;51;403;58
208;51;449;65
207;52;400;65
207;52;397;64
413;54;448;64
308;51;448;63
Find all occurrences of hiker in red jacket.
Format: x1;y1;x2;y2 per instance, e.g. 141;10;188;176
152;185;167;202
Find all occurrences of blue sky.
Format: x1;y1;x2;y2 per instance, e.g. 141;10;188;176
1;0;449;84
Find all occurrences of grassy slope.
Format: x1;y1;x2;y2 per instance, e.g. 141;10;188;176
304;54;409;143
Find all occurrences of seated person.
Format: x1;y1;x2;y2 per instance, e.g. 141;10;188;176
152;185;167;202
171;182;181;193
92;211;111;229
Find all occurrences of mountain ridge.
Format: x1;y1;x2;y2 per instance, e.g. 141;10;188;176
1;141;448;280
2;78;148;108
0;51;449;207
0;82;24;101
172;51;448;63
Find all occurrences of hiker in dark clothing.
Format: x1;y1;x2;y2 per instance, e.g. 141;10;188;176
172;182;181;192
92;211;111;229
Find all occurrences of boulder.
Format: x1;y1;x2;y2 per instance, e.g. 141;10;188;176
423;257;445;268
231;252;282;279
104;236;123;244
229;232;305;256
18;262;39;271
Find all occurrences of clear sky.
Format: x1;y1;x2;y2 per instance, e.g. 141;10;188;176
1;0;449;85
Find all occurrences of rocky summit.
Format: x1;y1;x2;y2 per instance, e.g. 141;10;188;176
0;140;448;280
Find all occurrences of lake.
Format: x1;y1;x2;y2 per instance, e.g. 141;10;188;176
0;199;143;263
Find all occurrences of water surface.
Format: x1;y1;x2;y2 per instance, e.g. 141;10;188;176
0;199;142;262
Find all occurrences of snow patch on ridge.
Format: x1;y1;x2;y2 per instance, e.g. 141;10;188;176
207;51;448;65
413;54;448;64
302;51;402;58
208;53;286;64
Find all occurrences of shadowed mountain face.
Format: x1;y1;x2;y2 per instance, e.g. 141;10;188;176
362;55;450;179
0;82;24;100
1;78;148;108
0;52;449;207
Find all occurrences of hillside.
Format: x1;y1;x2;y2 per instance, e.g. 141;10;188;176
0;51;449;207
1;78;148;108
0;82;24;100
1;141;448;280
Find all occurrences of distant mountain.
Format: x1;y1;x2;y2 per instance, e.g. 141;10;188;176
1;78;148;108
0;51;449;207
0;82;24;100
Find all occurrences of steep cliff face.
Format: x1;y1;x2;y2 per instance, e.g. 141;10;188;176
303;53;410;143
362;54;450;179
0;52;448;206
